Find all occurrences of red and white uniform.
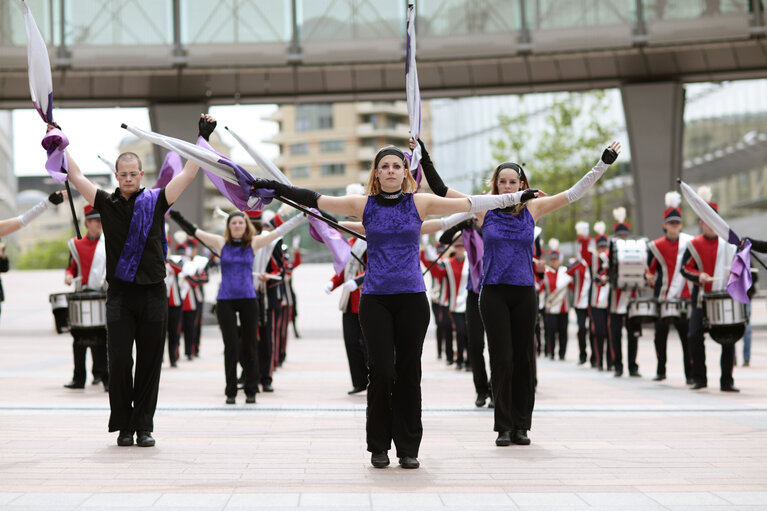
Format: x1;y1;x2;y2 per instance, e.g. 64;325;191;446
427;255;468;314
421;248;450;308
543;266;573;314
647;234;692;300
566;257;591;310
329;238;366;314
66;235;106;291
681;234;737;305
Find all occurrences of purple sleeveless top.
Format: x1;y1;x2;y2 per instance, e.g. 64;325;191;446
362;193;426;295
217;242;257;300
481;207;535;287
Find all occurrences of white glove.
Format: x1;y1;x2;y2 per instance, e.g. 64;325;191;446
323;281;334;295
343;279;359;292
273;213;306;237
565;160;609;203
439;211;473;230
17;197;54;227
425;244;438;261
292;235;301;250
468;190;535;213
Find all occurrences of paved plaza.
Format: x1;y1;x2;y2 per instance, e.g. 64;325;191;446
0;266;766;510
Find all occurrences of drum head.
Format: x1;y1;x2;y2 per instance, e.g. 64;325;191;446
709;325;745;345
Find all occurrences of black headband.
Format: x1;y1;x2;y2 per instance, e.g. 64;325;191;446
374;147;406;168
228;211;246;221
496;162;526;181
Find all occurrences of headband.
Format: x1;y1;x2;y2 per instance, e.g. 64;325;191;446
495;162;526;181
228;211;246;221
374;147;406;168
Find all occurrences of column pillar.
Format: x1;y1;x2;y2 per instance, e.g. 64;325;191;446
620;82;685;239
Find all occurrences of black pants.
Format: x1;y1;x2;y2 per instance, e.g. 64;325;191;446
106;282;167;433
654;316;691;379
431;302;443;358
590;307;610;369
575;308;591;364
71;329;108;385
167;305;182;364
342;311;369;390
359;292;429;458
182;309;197;357
480;285;537;432
259;307;276;386
435;304;453;362
688;304;734;388
609;313;638;374
544;312;568;360
467;290;489;395
453;312;468;366
217;298;260;397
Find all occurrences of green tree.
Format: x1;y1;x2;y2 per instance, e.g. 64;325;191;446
489;90;622;243
17;236;71;270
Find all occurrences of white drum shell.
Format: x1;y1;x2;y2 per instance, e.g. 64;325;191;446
68;293;107;329
49;292;68;310
704;292;746;327
660;300;687;319
611;238;648;288
628;298;658;321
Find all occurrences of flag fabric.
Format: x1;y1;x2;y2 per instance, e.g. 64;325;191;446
463;227;484;293
21;0;53;124
225;127;290;185
97;155;116;172
41;128;69;184
405;4;423;188
154;151;183;189
678;179;752;303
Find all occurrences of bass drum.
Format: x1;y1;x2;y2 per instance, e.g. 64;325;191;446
609;238;649;289
703;291;747;345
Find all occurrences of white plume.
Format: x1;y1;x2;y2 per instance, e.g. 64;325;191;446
346;183;365;196
575;221;589;236
612;207;626;223
594;221;606;235
262;210;275;225
698;185;712;202
548;238;560;251
214;207;230;219
665;191;681;209
277;203;292;218
173;231;187;245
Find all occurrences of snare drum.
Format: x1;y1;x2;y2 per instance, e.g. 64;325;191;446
659;299;688;324
628;298;658;323
703;291;746;345
609;238;648;289
49;292;70;334
68;291;107;329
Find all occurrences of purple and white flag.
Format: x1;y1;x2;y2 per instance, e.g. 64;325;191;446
225;127;290;185
405;4;423;188
679;179;752;303
21;0;53;124
97;155;116;172
41;128;68;184
154;151;183;189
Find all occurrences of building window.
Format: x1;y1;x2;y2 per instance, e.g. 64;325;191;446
296;104;333;132
321;163;346;176
291;165;310;178
320;140;344;153
290;142;309;155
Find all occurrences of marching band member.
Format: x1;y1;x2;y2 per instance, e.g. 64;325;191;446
421;240;455;365
569;222;593;366
62;205;108;391
680;187;739;392
165;235;186;368
542;239;572;360
646;192;693;384
608;207;641;378
185;238;209;358
437;229;470;371
586;222;612;371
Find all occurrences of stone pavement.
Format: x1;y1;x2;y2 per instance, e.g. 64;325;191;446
0;266;766;511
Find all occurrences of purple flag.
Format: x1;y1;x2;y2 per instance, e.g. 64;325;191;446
41;128;69;184
463;228;484;293
307;209;351;274
154;151;183;189
728;239;753;304
405;4;423;189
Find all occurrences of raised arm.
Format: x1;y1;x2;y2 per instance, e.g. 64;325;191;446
169;210;225;252
527;141;620;222
64;148;98;206
252;213;306;252
415;138;467;199
165;114;214;205
414;189;539;219
0;191;66;236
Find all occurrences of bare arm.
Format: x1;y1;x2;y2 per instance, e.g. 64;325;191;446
340;221;366;235
64;149;98;206
192;228;225;252
316;195;367;219
0;218;21;237
165;159;201;206
252;214;307;252
420;219;442;235
527;193;570;222
413;194;472;219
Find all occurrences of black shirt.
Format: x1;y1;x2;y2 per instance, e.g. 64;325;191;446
94;187;170;285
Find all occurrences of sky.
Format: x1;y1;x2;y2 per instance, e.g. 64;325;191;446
12;104;279;177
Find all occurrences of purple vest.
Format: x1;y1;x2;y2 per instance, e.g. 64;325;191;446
361;193;426;295
481;207;535;287
217;243;257;300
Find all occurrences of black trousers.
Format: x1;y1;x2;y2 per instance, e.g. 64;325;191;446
431;302;443;358
575;308;591;364
167;305;182;364
106;282;167;433
590;307;610;369
342;311;369;390
609;313;638;374
654;316;691;379
544;312;568;359
688;304;734;388
71;329;108;385
182;309;197;357
466;290;489;395
359;292;429;458
480;285;537;432
453;312;468;365
435;304;454;362
217;298;260;397
258;307;276;385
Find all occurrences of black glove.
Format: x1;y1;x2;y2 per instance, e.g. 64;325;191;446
521;189;539;202
439;219;473;245
417;139;448;197
169;209;197;236
601;147;618;165
48;191;64;205
198;116;217;141
746;237;767;254
252;179;320;209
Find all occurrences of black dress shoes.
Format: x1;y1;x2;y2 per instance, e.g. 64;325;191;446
371;452;390;468
63;380;85;389
629;371;642;377
475;393;489;408
614;370;623;377
721;385;740;392
652;374;666;381
245;394;256;404
92;377;102;385
117;430;133;446
347;387;366;395
512;429;531;445
495;431;512;446
399;456;420;469
136;431;155;447
262;383;274;393
686;378;695;385
691;381;707;390
226;397;236;404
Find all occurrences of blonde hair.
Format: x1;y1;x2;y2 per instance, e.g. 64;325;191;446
224;213;255;246
365;148;418;195
115;152;142;172
487;162;531;215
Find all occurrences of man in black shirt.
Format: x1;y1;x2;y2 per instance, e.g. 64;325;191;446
61;114;216;447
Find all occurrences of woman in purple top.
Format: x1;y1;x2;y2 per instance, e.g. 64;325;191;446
171;209;304;405
252;146;538;469
418;138;621;447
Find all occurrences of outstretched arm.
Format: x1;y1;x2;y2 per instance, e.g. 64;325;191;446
63;148;98;206
166;114;214;205
168;210;225;252
1;191;66;236
253;213;306;251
